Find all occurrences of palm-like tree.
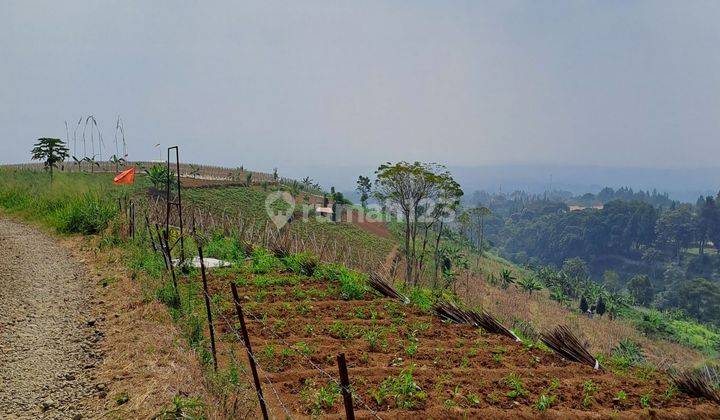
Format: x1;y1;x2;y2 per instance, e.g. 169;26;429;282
30;138;69;181
500;269;516;289
518;276;543;295
302;177;313;190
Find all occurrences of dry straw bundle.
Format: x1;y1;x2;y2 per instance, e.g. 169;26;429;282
671;367;720;403
433;301;520;342
369;273;406;301
541;325;600;370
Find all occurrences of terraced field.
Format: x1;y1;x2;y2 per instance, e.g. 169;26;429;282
189;252;720;418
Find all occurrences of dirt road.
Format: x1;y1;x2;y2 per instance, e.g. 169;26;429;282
0;218;102;419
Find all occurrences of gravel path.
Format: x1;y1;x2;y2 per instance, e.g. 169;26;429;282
0;218;102;419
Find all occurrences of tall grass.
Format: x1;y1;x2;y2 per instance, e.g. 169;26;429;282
0;170;122;234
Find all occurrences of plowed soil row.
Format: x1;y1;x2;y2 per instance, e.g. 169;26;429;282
202;269;720;419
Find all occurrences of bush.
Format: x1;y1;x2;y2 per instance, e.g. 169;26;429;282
204;234;245;262
282;252;318;276
250;248;284;274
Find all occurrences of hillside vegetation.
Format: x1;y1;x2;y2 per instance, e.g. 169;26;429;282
0;168;718;418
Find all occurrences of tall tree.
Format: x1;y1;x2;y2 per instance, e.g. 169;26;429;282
356;175;372;209
627;274;654;306
467;206;492;254
655;205;696;264
30;138;69;181
374;161;462;285
696;196;720;255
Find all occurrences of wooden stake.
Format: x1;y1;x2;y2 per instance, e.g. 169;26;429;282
230;282;269;420
197;244;218;371
337;353;355;420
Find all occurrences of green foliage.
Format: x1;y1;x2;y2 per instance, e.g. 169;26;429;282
300;380;341;415
518;276;543;294
250;248;284;274
610;339;645;369
30;138;69;179
500;269;516;289
407;287;436;311
154;395;205;419
314;263;370;300
143;165;170;190
534;393;556;411
503;373;528;399
54;192;118;234
364;328;388;352
203;234;245;262
373;366;427;409
282;252;318;276
582;380;599;408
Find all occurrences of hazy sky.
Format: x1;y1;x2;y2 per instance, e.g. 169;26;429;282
2;1;720;178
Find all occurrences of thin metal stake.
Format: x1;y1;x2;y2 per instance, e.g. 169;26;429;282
337;353;355;420
197;244;218;371
230;282;269;420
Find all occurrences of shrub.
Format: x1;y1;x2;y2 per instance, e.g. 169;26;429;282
204;234;245;262
250;248;284;274
282;252;318;276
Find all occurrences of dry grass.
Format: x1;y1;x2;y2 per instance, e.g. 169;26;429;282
65;236;258;419
458;270;708;369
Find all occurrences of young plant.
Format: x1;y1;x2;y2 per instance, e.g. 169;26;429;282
534;393;556;412
300;379;341;415
373;366;427;409
504;373;528;399
582;380;599;408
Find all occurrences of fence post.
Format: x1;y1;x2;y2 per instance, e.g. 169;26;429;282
337;353;355;420
197;244;218;371
230;282;269;420
130;201;135;240
145;215;158;252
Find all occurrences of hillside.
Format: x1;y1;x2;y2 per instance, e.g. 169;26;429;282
0;167;718;418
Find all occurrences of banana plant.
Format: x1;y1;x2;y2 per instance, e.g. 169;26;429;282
82;155;100;173
71;156;83;172
109;154;127;172
189;164;200;179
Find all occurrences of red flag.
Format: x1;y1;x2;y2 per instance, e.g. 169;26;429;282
113;167;136;185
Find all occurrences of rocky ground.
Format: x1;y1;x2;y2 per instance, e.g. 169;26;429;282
0;218;103;419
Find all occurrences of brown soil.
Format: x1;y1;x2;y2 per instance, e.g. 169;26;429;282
201;268;720;419
341;208;392;239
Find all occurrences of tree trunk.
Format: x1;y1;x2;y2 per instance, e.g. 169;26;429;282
404;212;412;285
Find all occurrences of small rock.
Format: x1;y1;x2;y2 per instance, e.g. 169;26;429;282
40;398;55;411
72;414;83;420
64;373;76;381
96;383;106;391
